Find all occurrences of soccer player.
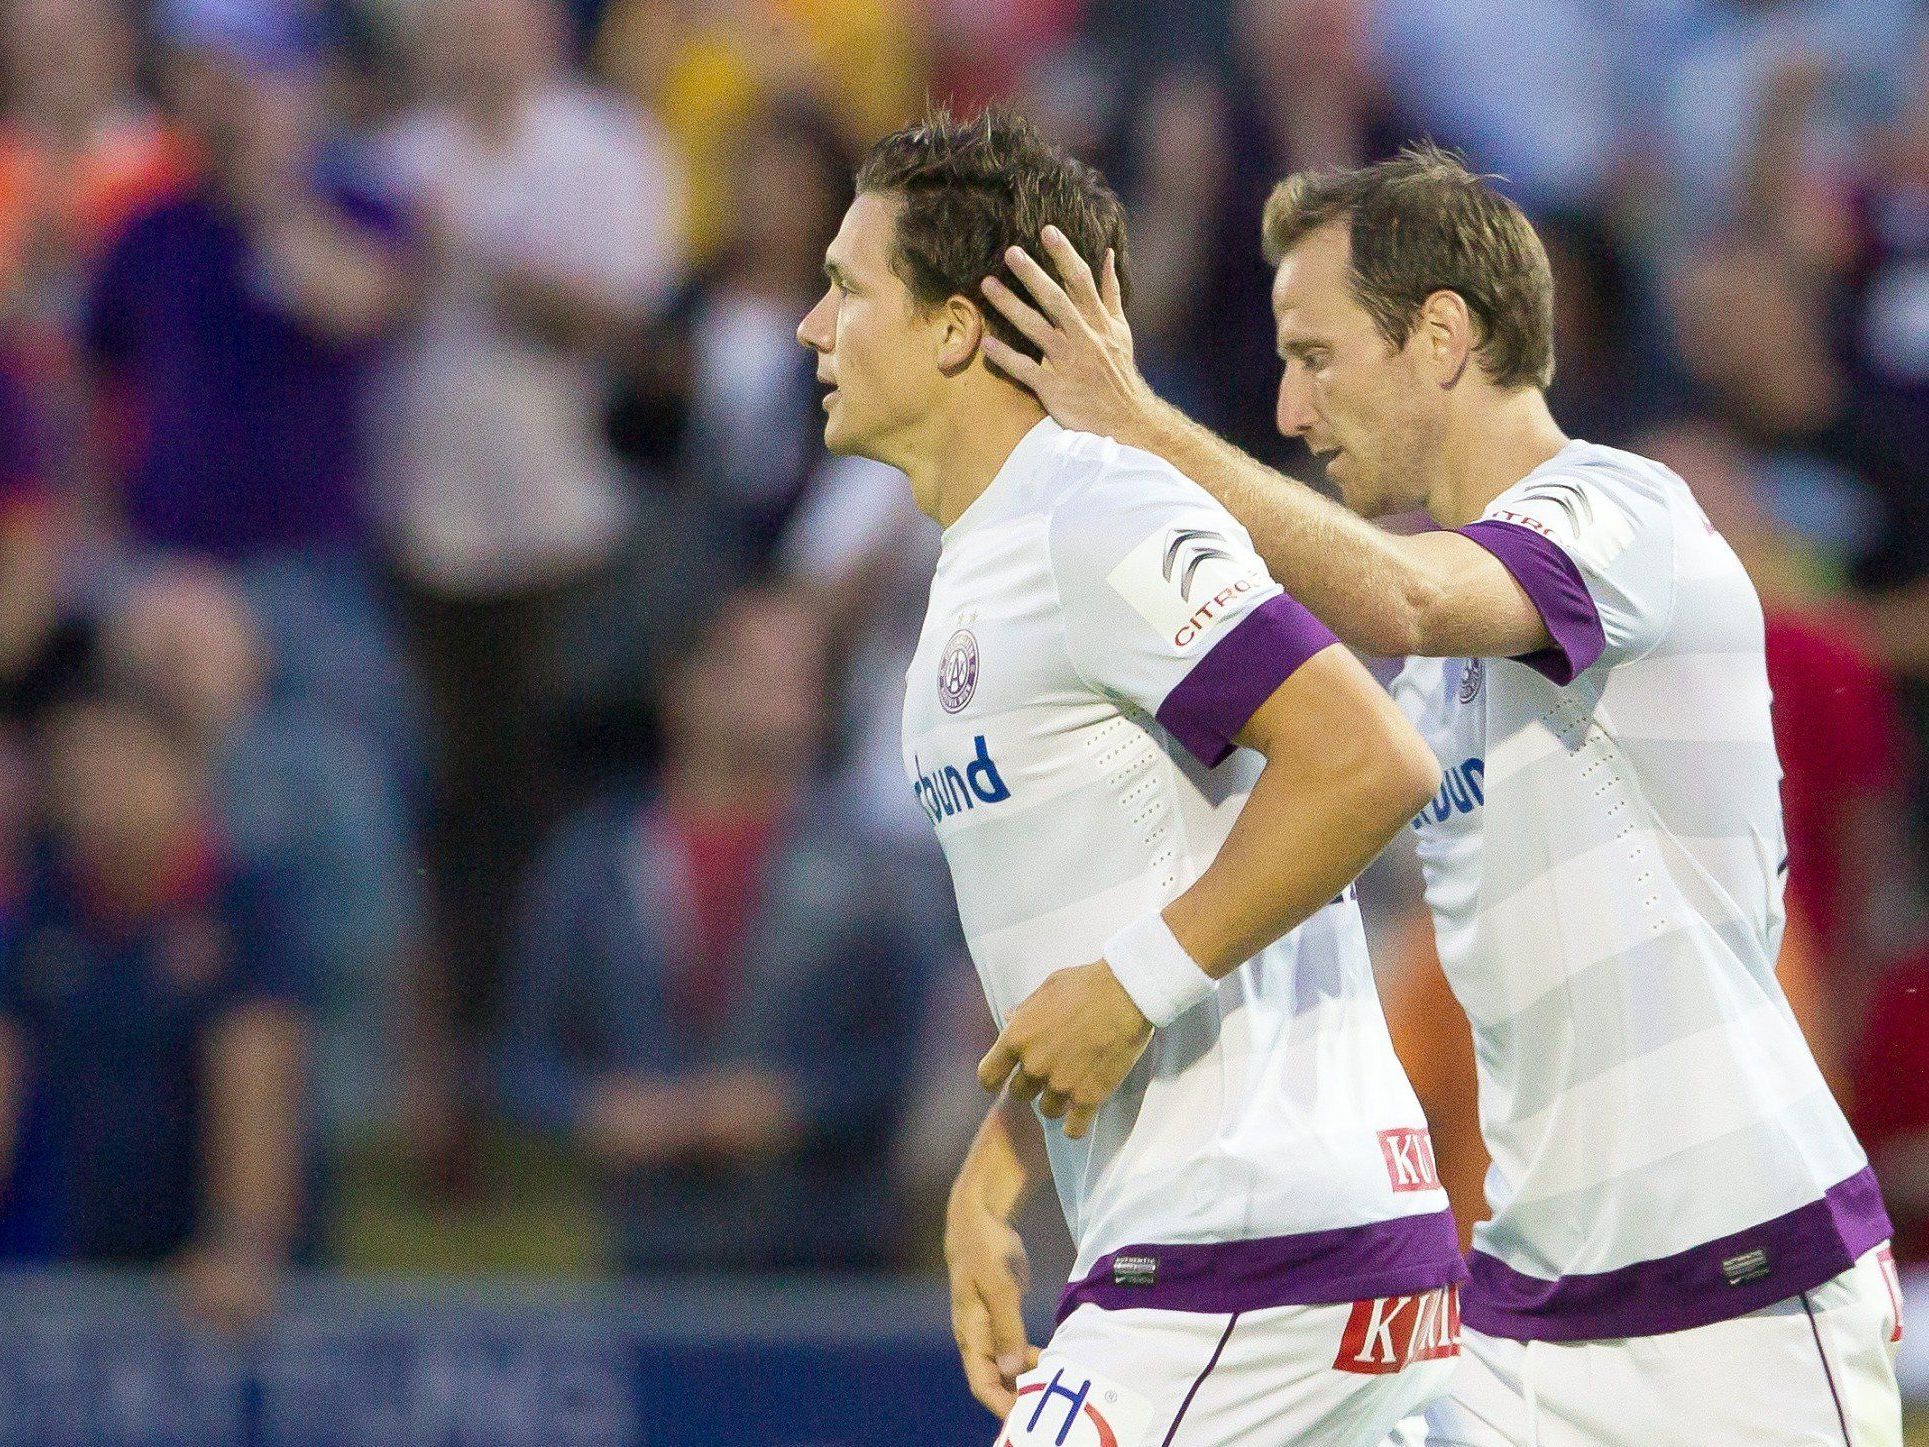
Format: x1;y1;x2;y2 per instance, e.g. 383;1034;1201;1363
798;111;1468;1445
978;145;1906;1444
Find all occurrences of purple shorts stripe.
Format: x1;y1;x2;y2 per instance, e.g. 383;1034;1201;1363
1801;1292;1855;1445
1463;1165;1894;1343
1154;593;1338;768
1159;1313;1239;1447
1056;1209;1467;1324
1458;518;1607;685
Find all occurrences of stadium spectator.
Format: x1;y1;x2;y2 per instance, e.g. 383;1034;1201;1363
375;0;681;1038
1730;37;1929;808
99;564;423;1145
86;0;410;562
1673;54;1929;884
1635;0;1924;245
0;681;310;1333
497;587;930;1271
608;103;848;565
81;0;423;792
777;450;937;845
0;0;191;459
1097;0;1422;467
1537;209;1669;448
593;0;919;263
1854;942;1929;1262
1368;0;1629;213
922;0;1088;123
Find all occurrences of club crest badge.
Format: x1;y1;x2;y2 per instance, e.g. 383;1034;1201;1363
938;628;979;713
1458;658;1484;704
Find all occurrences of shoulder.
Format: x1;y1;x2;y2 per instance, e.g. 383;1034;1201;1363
1053;428;1222;510
1041;428;1250;561
1479;442;1685;567
1489;443;1681;520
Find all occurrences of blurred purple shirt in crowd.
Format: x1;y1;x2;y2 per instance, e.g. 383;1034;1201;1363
83;168;408;561
0;356;46;514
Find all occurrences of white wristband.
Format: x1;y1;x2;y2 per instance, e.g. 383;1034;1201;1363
1103;911;1215;1028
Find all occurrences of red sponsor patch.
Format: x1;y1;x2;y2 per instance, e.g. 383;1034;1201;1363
1334;1285;1461;1375
1378;1127;1441;1193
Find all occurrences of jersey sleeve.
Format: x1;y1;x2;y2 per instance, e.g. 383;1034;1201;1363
1458;461;1678;684
1048;457;1339;768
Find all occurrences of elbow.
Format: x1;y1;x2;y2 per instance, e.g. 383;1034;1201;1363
1381;569;1451;659
1351;718;1441;839
1342;573;1441;660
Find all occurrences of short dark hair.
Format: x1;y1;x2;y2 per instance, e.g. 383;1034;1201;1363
855;107;1130;360
1262;143;1555;391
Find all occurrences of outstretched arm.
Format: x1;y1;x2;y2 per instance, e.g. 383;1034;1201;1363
979;230;1549;661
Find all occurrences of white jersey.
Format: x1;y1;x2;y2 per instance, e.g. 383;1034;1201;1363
904;418;1462;1321
1392;440;1889;1344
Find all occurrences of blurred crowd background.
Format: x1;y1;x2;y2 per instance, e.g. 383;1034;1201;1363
0;0;1926;1359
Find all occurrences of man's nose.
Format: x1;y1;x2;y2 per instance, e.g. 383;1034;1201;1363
1276;365;1316;438
798;291;832;351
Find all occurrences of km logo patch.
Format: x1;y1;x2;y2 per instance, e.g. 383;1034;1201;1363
1334;1285;1462;1375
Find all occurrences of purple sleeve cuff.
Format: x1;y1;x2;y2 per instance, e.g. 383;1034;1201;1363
1459;519;1606;685
1156;593;1338;768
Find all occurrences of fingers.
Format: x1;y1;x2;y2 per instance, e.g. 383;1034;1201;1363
1040;225;1106;319
977;1036;1018;1093
1101;249;1124;319
953;1292;1016;1417
1063;1100;1098;1141
1036;1088;1069;1120
1001;241;1079;327
980;335;1047;391
1007;1069;1046;1108
983;1272;1034;1390
980;274;1056;353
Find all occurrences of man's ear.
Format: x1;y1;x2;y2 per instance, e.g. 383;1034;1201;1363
937;294;985;375
1419;288;1476;387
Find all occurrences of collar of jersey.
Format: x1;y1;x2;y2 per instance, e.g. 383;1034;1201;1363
941;415;1065;544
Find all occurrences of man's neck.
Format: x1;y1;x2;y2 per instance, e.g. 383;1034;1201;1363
897;379;1049;529
1424;388;1572;530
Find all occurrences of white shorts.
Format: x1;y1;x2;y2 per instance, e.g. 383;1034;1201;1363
1387;1243;1905;1447
998;1286;1460;1447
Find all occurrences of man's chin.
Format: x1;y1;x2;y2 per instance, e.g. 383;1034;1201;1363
820;414;855;456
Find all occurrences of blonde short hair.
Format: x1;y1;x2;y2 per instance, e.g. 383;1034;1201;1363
1262;143;1555;391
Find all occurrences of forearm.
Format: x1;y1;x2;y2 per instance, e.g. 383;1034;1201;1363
256;205;409;343
1164;721;1434;978
1125;400;1440;657
202;1004;307;1257
949;1088;1046;1226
